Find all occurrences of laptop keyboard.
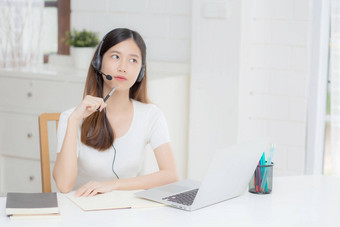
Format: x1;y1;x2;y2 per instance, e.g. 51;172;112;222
162;188;199;206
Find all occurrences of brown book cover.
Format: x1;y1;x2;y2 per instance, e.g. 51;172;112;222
6;192;59;218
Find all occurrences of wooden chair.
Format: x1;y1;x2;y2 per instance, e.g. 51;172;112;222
38;113;61;193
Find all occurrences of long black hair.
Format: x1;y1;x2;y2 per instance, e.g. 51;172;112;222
81;28;148;151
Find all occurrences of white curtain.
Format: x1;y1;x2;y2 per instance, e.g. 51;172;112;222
330;0;340;176
0;0;44;68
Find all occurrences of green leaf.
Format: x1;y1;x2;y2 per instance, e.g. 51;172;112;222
62;29;99;47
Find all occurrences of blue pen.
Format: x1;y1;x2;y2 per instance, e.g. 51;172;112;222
260;152;265;187
260;144;275;192
260;152;265;168
260;152;268;192
260;152;268;191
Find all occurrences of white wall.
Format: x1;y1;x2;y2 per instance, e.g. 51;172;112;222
238;0;312;176
70;0;191;63
188;0;241;180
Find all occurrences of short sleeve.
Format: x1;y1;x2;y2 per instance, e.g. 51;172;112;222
147;105;171;150
56;108;80;155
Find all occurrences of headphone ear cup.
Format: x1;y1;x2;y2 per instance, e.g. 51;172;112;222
92;40;104;71
137;65;145;82
92;57;101;71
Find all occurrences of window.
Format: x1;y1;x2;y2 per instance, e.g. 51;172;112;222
43;0;70;63
324;0;340;176
43;1;58;57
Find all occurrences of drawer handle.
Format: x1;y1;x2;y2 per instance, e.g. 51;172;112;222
27;92;33;98
29;176;34;181
27;133;33;138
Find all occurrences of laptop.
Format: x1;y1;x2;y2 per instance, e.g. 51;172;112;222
135;140;268;211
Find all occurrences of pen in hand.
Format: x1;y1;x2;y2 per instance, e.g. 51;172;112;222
97;86;117;111
104;86;117;102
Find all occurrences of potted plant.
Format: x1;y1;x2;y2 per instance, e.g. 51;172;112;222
63;29;99;69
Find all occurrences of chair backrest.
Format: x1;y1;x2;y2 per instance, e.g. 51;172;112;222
38;113;61;193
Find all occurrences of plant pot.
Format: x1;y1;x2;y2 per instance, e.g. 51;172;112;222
71;47;95;70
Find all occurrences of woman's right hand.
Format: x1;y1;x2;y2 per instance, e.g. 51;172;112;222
70;95;107;122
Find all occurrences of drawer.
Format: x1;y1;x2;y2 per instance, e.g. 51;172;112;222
0;112;58;161
0;77;67;112
1;156;57;193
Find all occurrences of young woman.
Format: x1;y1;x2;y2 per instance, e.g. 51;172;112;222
53;28;178;197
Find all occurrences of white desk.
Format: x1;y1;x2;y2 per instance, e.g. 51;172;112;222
0;175;339;227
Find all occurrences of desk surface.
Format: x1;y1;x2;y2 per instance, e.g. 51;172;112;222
0;175;339;227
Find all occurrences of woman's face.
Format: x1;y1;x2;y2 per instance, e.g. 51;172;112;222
101;38;143;91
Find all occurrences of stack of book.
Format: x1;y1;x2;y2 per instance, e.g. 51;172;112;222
5;192;60;220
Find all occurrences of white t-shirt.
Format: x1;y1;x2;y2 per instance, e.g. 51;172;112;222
56;99;170;190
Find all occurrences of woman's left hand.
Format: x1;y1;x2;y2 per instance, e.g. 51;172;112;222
75;181;116;197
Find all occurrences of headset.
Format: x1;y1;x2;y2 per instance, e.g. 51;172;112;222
91;31;145;82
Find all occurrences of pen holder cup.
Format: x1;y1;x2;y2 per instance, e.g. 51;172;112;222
249;162;274;194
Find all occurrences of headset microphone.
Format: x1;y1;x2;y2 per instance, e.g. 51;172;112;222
105;74;112;80
99;71;112;80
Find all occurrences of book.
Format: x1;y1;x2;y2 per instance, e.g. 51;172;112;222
7;213;61;220
66;190;164;211
6;192;60;219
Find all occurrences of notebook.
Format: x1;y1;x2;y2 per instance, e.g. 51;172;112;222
66;190;164;211
135;140;268;211
5;192;60;219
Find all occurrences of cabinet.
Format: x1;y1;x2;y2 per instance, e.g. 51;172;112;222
0;69;85;193
0;61;189;193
